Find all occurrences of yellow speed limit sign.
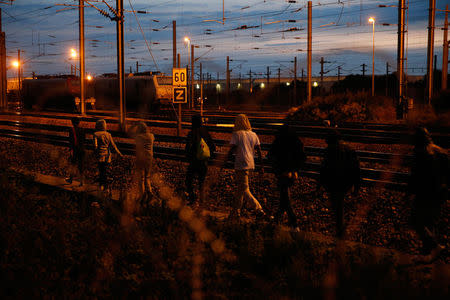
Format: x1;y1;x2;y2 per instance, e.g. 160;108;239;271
173;68;187;86
173;86;187;104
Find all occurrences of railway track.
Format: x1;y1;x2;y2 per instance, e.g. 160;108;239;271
2;110;450;146
0;117;419;190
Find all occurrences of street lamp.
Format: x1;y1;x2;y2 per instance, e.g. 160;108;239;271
184;36;194;108
369;17;375;97
12;60;21;95
69;48;78;76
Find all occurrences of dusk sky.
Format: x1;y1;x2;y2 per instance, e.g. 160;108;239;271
1;0;448;79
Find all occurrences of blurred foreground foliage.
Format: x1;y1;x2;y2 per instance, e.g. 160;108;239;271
0;168;449;298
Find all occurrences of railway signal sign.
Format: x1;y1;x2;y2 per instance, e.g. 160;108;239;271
173;86;187;103
172;68;187;86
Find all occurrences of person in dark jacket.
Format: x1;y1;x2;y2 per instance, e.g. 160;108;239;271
409;127;448;256
66;117;86;186
319;129;360;238
185;115;216;205
268;124;306;230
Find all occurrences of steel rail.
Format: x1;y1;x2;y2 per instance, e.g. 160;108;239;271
0;119;413;163
3;111;450;146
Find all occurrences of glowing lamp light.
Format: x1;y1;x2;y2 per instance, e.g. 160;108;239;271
196;84;200;89
368;17;375;23
70;48;77;58
237;83;241;88
260;83;265;88
12;61;19;68
313;81;319;87
286;82;290;86
86;75;93;81
184;36;190;43
216;83;221;90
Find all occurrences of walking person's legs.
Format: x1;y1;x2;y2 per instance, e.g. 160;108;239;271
241;170;264;213
144;162;152;194
198;163;208;204
186;163;197;204
275;177;297;227
232;170;247;217
331;192;345;238
98;162;108;190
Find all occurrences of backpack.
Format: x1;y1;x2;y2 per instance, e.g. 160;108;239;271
196;138;210;160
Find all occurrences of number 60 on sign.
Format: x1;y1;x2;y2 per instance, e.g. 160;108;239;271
172;68;187;86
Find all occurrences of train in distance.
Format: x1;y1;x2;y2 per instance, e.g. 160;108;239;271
20;73;173;113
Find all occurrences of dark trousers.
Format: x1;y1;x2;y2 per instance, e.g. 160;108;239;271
412;195;441;254
186;161;207;204
330;191;345;238
98;162;109;186
275;177;298;227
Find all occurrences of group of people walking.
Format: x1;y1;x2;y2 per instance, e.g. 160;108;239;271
65;114;448;256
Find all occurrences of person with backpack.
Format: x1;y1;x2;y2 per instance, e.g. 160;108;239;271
93;119;123;191
227;114;265;219
185;115;216;205
319;129;360;238
132;121;154;199
66;117;86;186
409;127;448;256
268;123;306;231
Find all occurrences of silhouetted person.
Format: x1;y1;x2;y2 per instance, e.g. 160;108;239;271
133;122;154;199
268;124;306;230
319;130;360;238
409;127;448;256
94;119;122;191
185;115;215;205
227;114;265;218
66;117;86;186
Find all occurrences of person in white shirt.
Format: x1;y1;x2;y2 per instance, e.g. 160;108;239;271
227;114;265;218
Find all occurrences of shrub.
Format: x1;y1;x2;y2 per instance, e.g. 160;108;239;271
287;91;396;123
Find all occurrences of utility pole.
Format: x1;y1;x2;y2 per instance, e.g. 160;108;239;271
0;8;5;111
397;0;406;118
361;63;366;76
116;0;126;130
443;5;449;91
338;66;341;81
294;57;297;106
226;56;230;101
200;62;203;116
79;0;86;115
249;69;252;94
277;67;280;102
172;20;176;71
17;49;21;96
307;1;312;103
173;20;181;137
320;57;324;83
266;66;270;88
426;0;436;104
386;62;389;97
136;61;139;73
191;44;194;109
301;68;304;81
